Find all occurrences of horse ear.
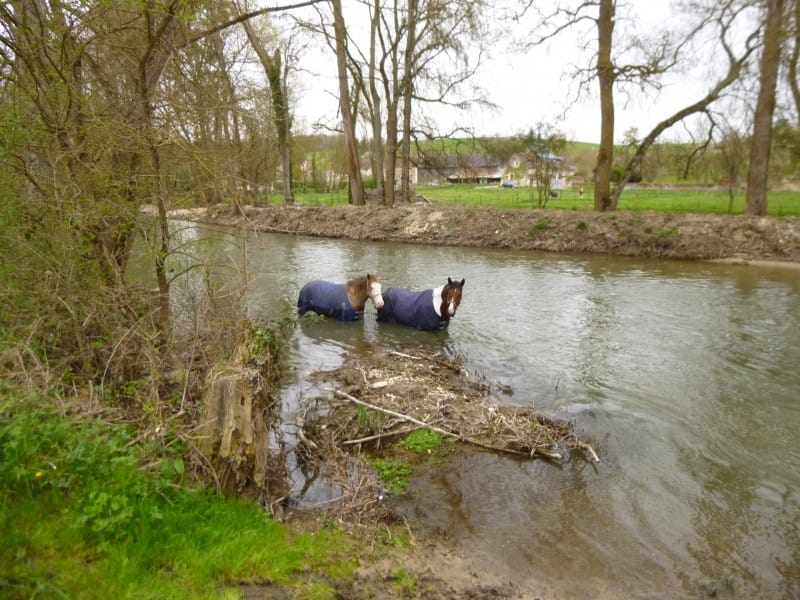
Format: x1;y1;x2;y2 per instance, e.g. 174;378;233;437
448;277;453;285
460;278;465;287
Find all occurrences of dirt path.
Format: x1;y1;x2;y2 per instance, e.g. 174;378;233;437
183;202;800;266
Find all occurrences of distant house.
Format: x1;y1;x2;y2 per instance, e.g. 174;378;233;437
508;150;572;189
417;153;505;184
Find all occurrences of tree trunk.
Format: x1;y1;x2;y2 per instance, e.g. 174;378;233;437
369;0;386;203
789;1;800;126
746;0;784;216
594;0;616;212
240;20;295;204
332;0;365;205
400;0;418;203
266;49;294;204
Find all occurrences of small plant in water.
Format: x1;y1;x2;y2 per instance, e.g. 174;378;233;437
371;458;413;494
400;428;444;454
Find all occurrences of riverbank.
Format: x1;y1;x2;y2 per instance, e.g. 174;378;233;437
174;202;800;266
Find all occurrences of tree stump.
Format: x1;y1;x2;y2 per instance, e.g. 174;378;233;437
200;365;270;491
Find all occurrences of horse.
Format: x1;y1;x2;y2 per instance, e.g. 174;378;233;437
376;277;465;330
297;273;384;321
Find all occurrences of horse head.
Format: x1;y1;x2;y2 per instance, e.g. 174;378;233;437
441;277;465;317
367;272;384;309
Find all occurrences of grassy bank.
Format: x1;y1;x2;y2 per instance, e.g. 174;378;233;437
0;388;365;599
289;184;800;216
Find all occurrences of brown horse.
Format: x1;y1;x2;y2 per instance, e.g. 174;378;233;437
297;273;384;321
376;277;465;330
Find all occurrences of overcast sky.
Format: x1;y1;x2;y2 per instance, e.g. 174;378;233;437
286;1;735;144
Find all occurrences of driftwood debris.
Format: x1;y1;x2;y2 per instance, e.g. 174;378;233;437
305;347;599;462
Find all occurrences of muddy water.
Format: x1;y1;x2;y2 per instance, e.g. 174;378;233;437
140;222;800;598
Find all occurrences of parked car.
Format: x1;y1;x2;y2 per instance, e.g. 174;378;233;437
500;181;518;188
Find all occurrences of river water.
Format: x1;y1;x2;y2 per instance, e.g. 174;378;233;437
137;221;800;598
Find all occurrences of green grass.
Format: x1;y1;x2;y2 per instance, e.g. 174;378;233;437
0;388;357;599
286;184;800;216
371;458;413;494
399;429;446;454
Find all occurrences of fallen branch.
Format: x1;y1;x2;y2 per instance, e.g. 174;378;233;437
343;424;425;446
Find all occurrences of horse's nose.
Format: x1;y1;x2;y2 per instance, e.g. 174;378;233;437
374;294;384;309
448;301;455;316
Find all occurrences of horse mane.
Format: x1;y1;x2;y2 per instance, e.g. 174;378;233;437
346;273;379;310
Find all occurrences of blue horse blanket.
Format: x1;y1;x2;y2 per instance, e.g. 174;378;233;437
376;287;449;330
297;280;361;321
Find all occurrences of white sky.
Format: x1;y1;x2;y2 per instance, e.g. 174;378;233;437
286;1;736;144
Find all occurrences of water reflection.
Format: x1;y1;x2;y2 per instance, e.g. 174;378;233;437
129;223;800;597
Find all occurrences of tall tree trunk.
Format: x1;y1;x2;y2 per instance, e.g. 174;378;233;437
789;1;800;125
265;49;294;204
400;0;418;203
594;0;616;212
384;109;399;207
332;0;365;205
369;0;385;203
746;0;784;216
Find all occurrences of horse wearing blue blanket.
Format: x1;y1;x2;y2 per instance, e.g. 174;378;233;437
376;277;465;330
297;273;384;321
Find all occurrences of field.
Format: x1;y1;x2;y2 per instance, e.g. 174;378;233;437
292;184;800;217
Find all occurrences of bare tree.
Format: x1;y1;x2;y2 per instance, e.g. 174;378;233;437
238;11;296;204
525;125;567;208
303;0;492;207
523;0;761;211
718;124;748;213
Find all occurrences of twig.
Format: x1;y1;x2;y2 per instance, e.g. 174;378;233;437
576;440;600;462
388;350;420;360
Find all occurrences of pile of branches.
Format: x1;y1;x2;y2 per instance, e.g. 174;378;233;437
302;347;599;463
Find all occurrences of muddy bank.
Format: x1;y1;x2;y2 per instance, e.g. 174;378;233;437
180;202;800;266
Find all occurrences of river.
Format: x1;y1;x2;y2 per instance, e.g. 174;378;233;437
135;220;800;598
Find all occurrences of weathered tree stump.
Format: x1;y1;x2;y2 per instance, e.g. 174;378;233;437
200;365;271;491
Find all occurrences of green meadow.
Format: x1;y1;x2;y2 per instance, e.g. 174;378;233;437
292;184;800;217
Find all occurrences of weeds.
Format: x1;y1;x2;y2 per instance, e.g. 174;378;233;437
529;218;553;236
371;458;413;494
400;428;446;454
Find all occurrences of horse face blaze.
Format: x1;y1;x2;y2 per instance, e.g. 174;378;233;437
370;281;384;309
